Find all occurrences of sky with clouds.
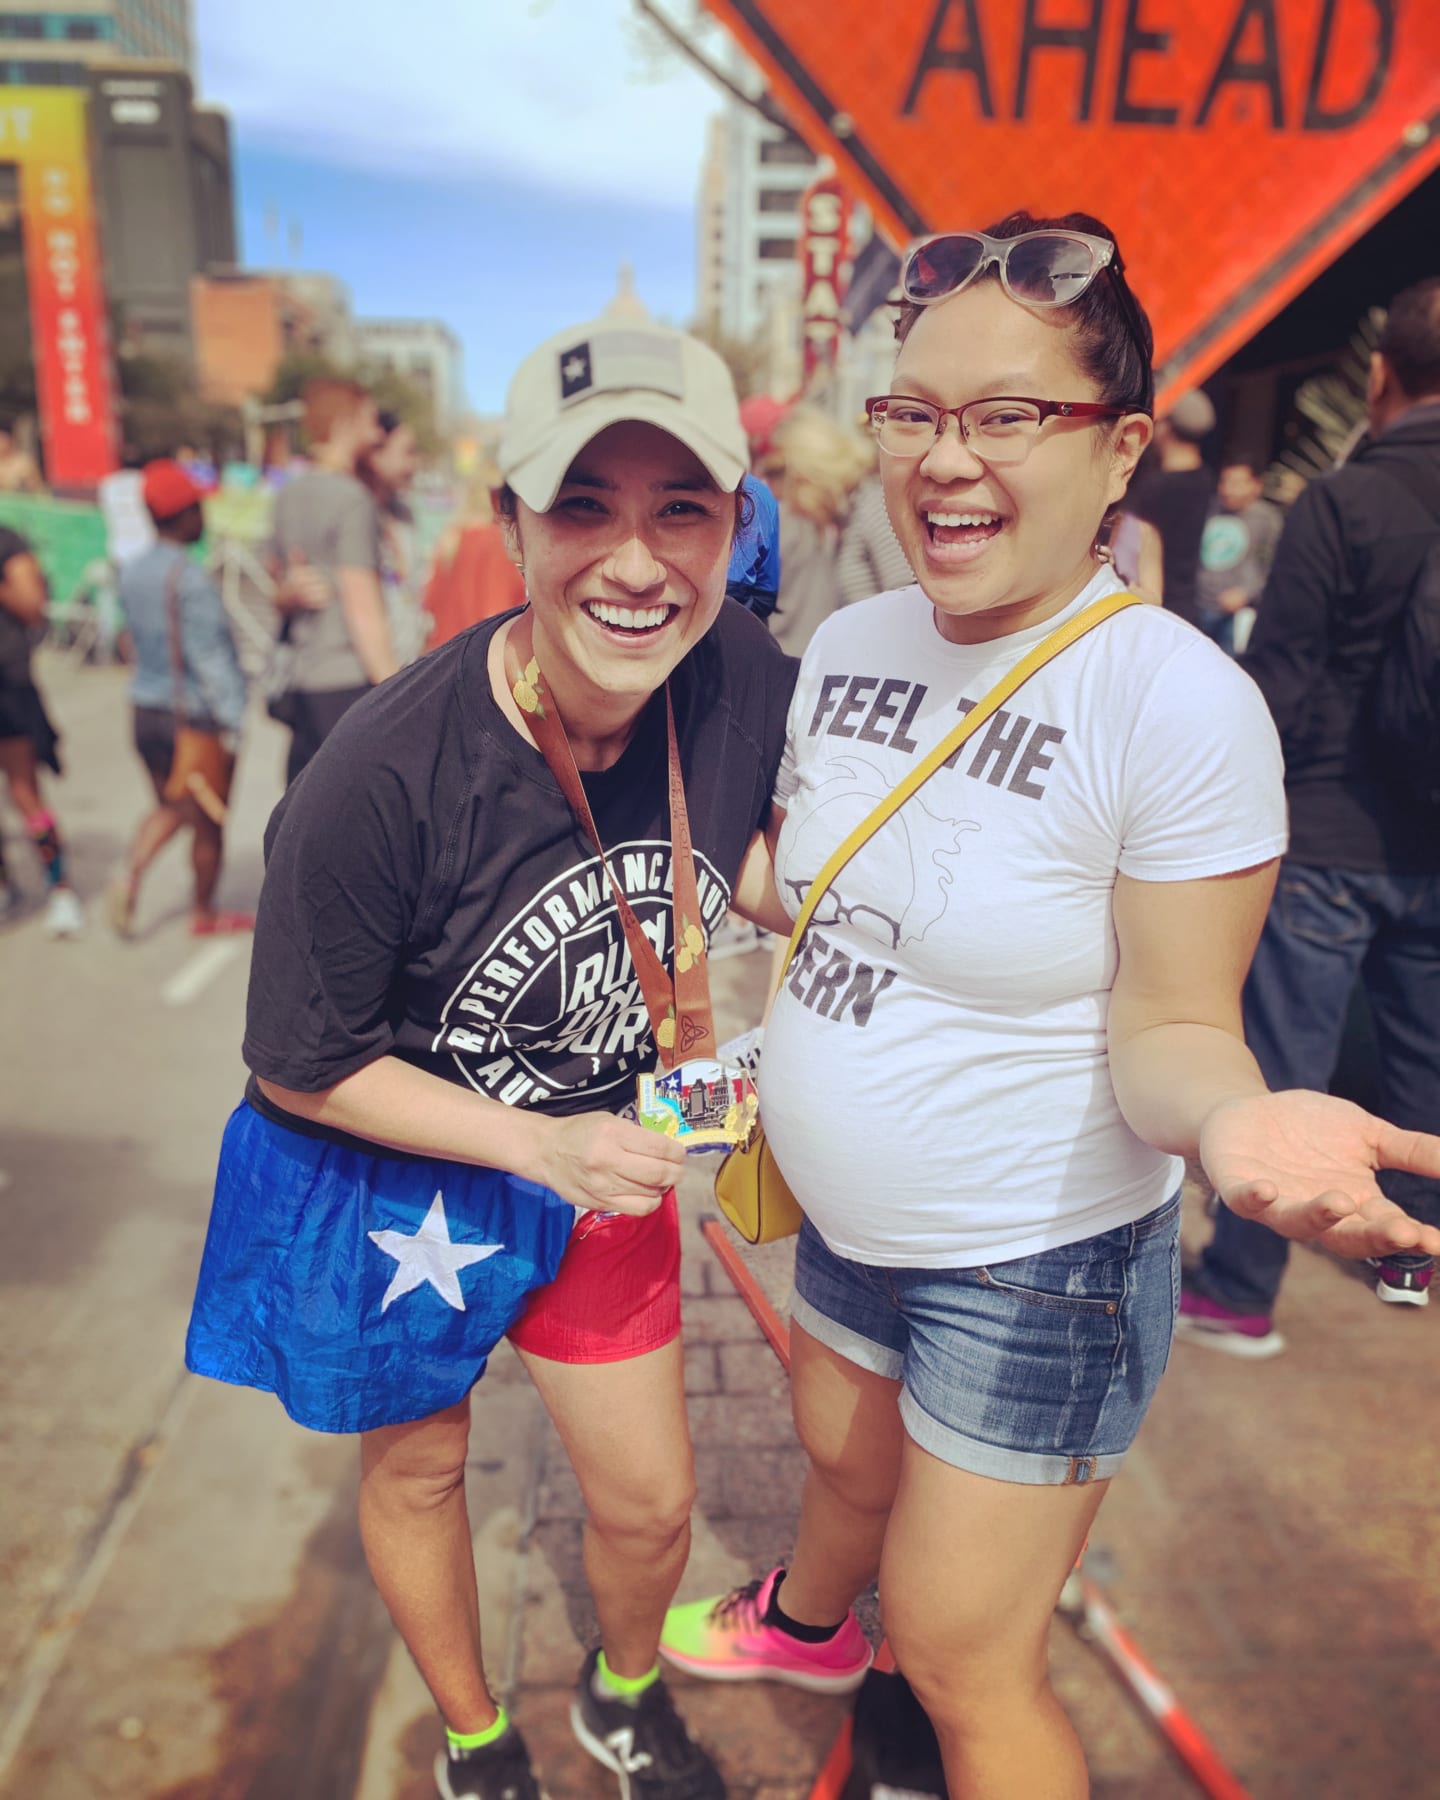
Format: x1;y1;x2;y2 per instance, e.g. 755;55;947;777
193;0;725;413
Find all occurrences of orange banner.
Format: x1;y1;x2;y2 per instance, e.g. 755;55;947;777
700;0;1440;410
0;89;117;489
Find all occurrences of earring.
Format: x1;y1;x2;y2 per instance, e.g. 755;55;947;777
1094;540;1115;565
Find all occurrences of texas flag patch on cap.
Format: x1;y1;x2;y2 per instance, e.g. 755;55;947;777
559;342;592;400
558;328;685;408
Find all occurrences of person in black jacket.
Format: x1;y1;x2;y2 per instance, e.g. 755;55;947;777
0;526;82;936
1180;277;1440;1354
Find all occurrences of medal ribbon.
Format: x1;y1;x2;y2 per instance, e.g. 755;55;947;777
503;611;717;1069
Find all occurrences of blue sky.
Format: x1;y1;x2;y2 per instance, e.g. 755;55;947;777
193;0;724;414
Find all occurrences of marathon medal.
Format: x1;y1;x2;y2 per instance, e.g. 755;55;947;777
506;615;755;1151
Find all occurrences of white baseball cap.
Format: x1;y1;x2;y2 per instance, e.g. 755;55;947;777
497;317;748;513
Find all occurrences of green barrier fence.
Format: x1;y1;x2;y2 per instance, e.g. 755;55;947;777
1;485;455;662
0;493;110;609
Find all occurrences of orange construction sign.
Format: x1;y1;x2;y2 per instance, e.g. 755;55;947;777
699;0;1440;408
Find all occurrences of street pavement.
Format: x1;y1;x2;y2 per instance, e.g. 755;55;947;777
2;648;1439;1800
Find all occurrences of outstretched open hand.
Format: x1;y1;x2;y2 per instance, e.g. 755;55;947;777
1200;1089;1440;1261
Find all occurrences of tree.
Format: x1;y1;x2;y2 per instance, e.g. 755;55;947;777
261;350;349;408
264;351;442;456
115;346;244;463
356;362;442;456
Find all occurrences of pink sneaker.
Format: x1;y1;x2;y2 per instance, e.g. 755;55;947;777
660;1567;872;1694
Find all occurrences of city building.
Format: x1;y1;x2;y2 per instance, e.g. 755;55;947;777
190;273;287;407
190;270;356;407
699;89;818;369
695;55;889;412
276;271;355;366
695;112;727;334
0;1;191;85
193;276;478;434
352;317;465;432
90;63;234;360
0;3;230;373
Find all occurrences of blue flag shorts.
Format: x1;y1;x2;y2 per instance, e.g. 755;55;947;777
185;1103;577;1434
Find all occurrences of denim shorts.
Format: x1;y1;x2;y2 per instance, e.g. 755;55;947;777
791;1195;1182;1486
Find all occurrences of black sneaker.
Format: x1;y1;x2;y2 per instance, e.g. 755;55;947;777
570;1647;725;1800
434;1721;545;1800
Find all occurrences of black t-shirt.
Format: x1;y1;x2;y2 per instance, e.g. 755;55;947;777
244;602;797;1122
1131;466;1215;624
0;526;35;685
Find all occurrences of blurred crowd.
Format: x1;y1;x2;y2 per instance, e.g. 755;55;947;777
0;353;1406;948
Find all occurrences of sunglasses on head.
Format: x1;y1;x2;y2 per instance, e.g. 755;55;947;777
900;228;1155;414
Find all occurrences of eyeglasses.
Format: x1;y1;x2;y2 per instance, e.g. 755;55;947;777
900;229;1155;414
901;229;1117;309
864;394;1126;465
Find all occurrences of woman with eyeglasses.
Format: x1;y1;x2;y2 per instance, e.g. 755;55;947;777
661;211;1440;1797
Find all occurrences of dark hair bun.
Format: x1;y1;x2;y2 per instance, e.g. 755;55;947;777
896;210;1154;414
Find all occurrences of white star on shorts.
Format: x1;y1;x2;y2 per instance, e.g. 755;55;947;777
564;355;588;383
368;1191;503;1314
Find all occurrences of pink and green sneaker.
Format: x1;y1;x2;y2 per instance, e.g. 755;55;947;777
660;1567;872;1693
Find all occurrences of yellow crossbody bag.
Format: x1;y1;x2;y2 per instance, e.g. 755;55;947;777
715;591;1149;1244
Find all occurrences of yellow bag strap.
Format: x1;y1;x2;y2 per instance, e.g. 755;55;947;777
776;591;1149;976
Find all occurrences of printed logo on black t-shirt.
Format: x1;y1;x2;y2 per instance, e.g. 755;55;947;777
433;839;730;1109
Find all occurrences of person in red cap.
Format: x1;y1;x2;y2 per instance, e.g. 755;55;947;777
738;393;788;463
110;459;251;937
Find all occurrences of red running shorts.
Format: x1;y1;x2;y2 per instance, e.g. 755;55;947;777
507;1187;681;1364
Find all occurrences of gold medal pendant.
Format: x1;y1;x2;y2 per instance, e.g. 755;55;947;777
635;1058;759;1153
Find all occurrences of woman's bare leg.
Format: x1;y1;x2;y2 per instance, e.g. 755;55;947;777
0;737;69;892
517;1338;694;1677
0;735;44;818
190;810;223;918
127;802;185;884
359;1397;499;1732
881;1440;1107;1800
774;1321;905;1626
114;769;183;932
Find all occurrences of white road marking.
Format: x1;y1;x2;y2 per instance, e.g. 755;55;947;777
160;939;243;1007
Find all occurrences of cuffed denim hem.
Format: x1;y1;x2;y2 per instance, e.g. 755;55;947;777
791;1200;1179;1486
790;1290;904;1381
898;1390;1127;1486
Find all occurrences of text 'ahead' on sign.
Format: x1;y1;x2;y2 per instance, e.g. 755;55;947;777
699;0;1440;408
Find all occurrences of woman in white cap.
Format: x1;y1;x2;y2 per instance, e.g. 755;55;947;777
184;314;797;1800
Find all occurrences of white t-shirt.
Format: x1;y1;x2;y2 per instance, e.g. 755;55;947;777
98;470;156;567
764;568;1288;1268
